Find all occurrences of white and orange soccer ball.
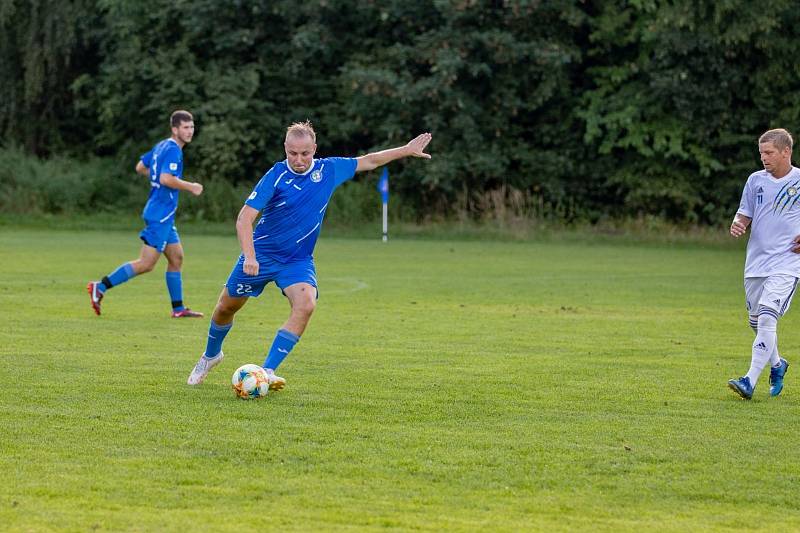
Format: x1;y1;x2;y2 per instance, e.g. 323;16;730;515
231;364;270;399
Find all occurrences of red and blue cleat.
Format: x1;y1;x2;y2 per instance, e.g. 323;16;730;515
86;281;104;316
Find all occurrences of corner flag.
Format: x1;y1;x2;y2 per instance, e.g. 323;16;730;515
377;168;389;242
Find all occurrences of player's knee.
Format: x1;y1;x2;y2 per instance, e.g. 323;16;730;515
294;297;316;317
166;251;183;268
757;311;778;332
748;315;758;333
216;299;239;317
138;261;156;274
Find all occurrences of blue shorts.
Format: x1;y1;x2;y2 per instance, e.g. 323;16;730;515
225;255;317;298
139;221;180;252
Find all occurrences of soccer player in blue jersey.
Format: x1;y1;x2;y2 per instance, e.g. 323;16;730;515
87;110;205;318
728;128;796;399
187;121;432;387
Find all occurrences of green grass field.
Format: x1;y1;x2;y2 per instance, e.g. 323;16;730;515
1;226;799;531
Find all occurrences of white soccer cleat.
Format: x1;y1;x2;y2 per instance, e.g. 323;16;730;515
187;352;224;385
264;368;286;392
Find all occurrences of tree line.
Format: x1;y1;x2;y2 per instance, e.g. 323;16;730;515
2;0;799;224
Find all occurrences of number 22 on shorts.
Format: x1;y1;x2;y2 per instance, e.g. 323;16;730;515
236;284;253;295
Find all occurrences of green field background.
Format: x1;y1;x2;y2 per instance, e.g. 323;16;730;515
1;227;798;531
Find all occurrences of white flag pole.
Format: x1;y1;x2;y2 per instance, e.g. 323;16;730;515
378;168;389;242
382;202;388;242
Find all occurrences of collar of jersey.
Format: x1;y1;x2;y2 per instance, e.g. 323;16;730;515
767;166;799;183
283;159;318;177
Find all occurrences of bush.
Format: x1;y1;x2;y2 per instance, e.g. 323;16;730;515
0;147;392;227
0;146;138;214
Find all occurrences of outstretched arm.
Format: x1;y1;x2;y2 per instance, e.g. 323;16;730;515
355;133;432;173
730;213;751;238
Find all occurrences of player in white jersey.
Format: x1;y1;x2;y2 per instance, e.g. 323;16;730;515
728;128;797;399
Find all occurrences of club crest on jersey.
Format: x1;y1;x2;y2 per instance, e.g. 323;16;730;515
311;170;322;183
789;187;798;197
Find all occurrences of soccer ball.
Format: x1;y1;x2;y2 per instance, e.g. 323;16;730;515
231;364;270;399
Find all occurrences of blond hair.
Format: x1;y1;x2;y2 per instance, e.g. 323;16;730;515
286;120;316;143
759;128;793;151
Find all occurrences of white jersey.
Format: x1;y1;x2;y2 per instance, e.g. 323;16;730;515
738;166;800;277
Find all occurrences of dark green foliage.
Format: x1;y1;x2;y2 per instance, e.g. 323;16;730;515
0;145;138;214
0;0;100;155
2;0;800;224
579;0;800;223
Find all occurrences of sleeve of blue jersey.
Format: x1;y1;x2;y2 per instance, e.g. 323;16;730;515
140;149;153;167
161;145;182;176
330;157;358;187
245;167;278;211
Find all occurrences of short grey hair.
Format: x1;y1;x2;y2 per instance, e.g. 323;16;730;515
759;128;793;151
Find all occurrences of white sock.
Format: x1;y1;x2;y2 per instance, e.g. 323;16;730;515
754;316;782;367
770;347;782;367
746;313;778;386
749;315;780;367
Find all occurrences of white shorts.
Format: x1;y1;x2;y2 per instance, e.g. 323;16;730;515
744;275;800;317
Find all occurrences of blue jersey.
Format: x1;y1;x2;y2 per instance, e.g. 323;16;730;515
245;157;358;262
140;138;184;223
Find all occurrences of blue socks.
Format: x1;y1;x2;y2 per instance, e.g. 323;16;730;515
166;271;184;311
205;320;233;359
201;325;299;368
99;265;187;315
100;262;135;292
263;329;300;370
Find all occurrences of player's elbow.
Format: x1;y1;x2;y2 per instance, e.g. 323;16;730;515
235;216;247;232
